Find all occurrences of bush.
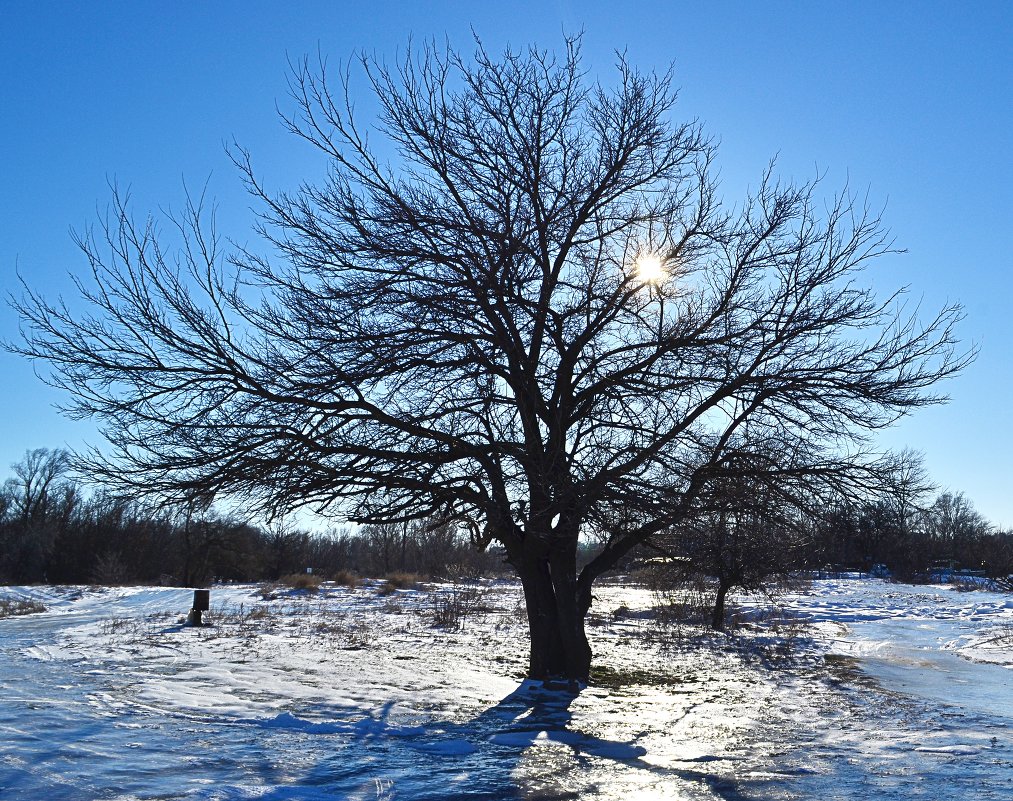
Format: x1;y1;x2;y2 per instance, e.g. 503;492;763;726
651;580;713;629
331;569;359;588
90;551;129;586
985;622;1013;648
279;572;322;592
612;603;632;620
428;586;488;631
378;572;421;594
0;596;46;618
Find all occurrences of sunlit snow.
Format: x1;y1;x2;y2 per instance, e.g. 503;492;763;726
1;577;1011;799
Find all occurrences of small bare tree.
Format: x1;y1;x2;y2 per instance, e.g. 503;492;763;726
12;37;968;681
5;448;72;525
0;449;76;581
656;452;813;631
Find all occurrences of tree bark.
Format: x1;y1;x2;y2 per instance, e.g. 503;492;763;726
515;541;593;682
712;579;731;631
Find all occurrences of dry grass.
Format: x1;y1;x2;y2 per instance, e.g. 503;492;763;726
951;576;993;593
278;572;322;592
650;585;713;629
0;596;46;618
428;586;489;631
983;622;1013;648
331;570;360;588
378;572;421;594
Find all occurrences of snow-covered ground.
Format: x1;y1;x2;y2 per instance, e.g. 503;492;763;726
1;577;1011;799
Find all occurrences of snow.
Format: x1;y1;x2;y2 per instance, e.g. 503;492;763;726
1;577;1012;799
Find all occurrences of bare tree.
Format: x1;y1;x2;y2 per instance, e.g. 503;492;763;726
5;448;72;525
922;491;991;565
656;450;814;631
12;38;968;681
0;448;76;581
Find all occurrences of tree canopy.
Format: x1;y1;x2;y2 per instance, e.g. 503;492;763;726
13;37;969;680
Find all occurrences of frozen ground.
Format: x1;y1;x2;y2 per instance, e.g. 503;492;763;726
1;576;1011;800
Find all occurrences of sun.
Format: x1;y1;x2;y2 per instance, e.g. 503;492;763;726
635;252;667;285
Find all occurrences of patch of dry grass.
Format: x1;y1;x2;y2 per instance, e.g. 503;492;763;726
0;596;46;618
331;570;360;588
428;586;489;631
983;622;1013;648
278;573;322;592
378;572;421;594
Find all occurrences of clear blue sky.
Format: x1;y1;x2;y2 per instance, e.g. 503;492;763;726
2;1;1011;524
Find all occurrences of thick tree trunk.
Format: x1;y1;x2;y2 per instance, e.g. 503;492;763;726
711;579;731;631
516;549;592;683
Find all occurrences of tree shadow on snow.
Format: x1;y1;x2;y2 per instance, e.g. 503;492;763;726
238;680;776;800
239;680;664;800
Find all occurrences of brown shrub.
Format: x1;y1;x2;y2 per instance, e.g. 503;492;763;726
332;570;360;588
0;597;46;618
386;571;421;589
279;572;322;592
428;586;489;631
377;572;421;594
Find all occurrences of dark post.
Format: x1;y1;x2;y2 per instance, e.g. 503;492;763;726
187;589;211;626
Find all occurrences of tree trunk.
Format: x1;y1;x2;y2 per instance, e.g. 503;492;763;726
516;546;592;683
712;579;731;631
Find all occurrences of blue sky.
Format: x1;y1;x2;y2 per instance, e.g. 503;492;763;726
2;1;1011;524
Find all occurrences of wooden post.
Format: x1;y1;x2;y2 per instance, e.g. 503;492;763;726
187;589;210;626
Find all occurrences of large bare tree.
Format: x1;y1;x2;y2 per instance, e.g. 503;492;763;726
13;38;968;681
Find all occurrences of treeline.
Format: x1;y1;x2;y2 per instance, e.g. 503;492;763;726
810;491;1013;579
642;479;1013;631
0;449;504;586
648;486;1013;625
3;448;1011;591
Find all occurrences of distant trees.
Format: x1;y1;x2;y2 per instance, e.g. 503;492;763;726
0;449;502;585
0;458;235;586
6;448;72;524
0;442;1008;610
358;520;481;577
13;38;968;681
923;492;991;563
0;449;76;581
647;450;1008;622
810;486;1011;580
